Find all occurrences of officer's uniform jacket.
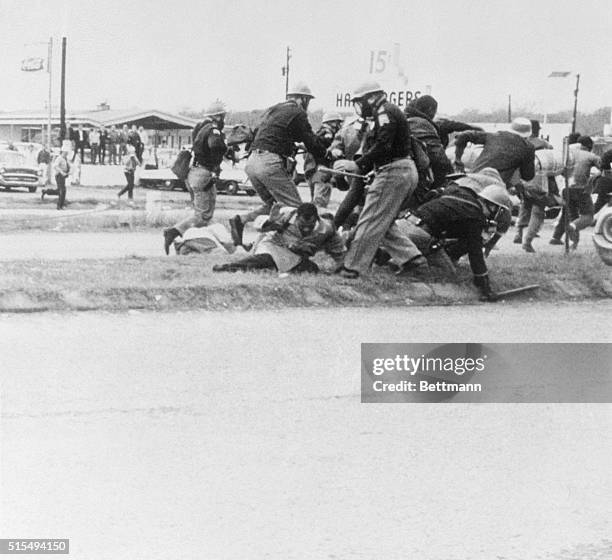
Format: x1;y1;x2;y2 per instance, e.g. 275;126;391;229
413;186;489;277
250;101;327;161
192;118;227;173
355;100;411;174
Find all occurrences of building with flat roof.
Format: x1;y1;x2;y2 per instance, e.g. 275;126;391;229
0;107;197;148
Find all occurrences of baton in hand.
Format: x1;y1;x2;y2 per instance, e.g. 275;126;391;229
318;166;370;181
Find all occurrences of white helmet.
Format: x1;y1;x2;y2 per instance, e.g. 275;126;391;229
351;79;384;101
322;111;343;123
286;81;314;98
478;185;512;211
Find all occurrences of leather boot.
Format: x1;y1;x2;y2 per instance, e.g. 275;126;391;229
163;227;180;255
229;215;244;247
522;241;536;253
513;227;523;244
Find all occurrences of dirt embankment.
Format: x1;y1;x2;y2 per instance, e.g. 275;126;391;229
0;253;609;313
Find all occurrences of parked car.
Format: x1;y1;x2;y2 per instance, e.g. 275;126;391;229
593;201;612;265
138;156;256;195
216;161;256;196
138;151;186;191
138;166;187;191
0;150;42;192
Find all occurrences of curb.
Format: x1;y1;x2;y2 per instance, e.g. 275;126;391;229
0;279;608;314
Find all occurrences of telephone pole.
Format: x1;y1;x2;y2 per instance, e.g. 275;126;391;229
47;37;53;148
281;46;291;97
571;73;580;134
60;37;66;141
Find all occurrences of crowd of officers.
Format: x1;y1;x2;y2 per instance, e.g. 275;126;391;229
162;79;610;301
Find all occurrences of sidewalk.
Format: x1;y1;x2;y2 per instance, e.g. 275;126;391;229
0;231;164;260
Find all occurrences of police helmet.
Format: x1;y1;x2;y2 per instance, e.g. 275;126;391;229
351;80;384;101
204;100;227;117
478;185;512;211
286;81;314;98
322;111;343;123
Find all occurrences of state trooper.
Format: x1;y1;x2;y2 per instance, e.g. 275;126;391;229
229;82;328;247
304;111;344;208
163;100;227;254
396;180;512;301
333;80;426;278
329;116;371;229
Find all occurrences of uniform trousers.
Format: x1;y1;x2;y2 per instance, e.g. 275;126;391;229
242;150;302;224
175;167;216;234
343;158;420;273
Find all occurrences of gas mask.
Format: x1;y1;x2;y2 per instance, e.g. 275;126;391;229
212;115;225;129
289;96;310;111
352;93;382;118
352;99;372;118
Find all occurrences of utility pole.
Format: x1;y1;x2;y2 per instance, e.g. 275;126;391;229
507;94;512;123
60;37;66;141
281;46;291;97
571;73;580;134
47;37;53;148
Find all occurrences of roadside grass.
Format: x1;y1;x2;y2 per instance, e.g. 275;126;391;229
487;251;610;295
0;251;608;312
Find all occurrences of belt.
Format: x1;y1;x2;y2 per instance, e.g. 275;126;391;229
192;162;214;172
252;148;287;159
374;156;410;172
403;213;433;236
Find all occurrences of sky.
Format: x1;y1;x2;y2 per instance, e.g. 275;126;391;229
0;0;610;119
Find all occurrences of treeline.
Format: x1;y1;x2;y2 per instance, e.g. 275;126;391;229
180;106;612;136
450;106;612;136
179;107;326;131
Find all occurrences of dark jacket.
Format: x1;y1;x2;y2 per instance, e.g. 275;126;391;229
528;137;553;150
72;128;88;147
250;101;327;161
127;130;142;149
454;130;535;188
404;105;453;187
192;118;227;171
599;149;612;171
303;121;341;176
356;100;411;173
436;119;483;148
413;185;489;276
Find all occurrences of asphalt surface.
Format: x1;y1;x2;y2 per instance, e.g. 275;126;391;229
1;303;611;559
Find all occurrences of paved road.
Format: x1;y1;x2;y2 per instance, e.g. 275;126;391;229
1;303;610;559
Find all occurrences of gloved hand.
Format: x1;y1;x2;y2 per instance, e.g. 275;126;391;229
333;159;359;174
330;148;343;159
473;274;499;302
453;160;465;173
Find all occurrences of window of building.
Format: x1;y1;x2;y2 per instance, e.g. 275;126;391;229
21;127;43;142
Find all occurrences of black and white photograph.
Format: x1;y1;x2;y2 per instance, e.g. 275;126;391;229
0;0;611;558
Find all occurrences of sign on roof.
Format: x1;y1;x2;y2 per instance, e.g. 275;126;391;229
21;57;45;72
335;43;429;110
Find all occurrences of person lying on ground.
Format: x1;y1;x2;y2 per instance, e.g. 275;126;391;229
213;203;345;273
